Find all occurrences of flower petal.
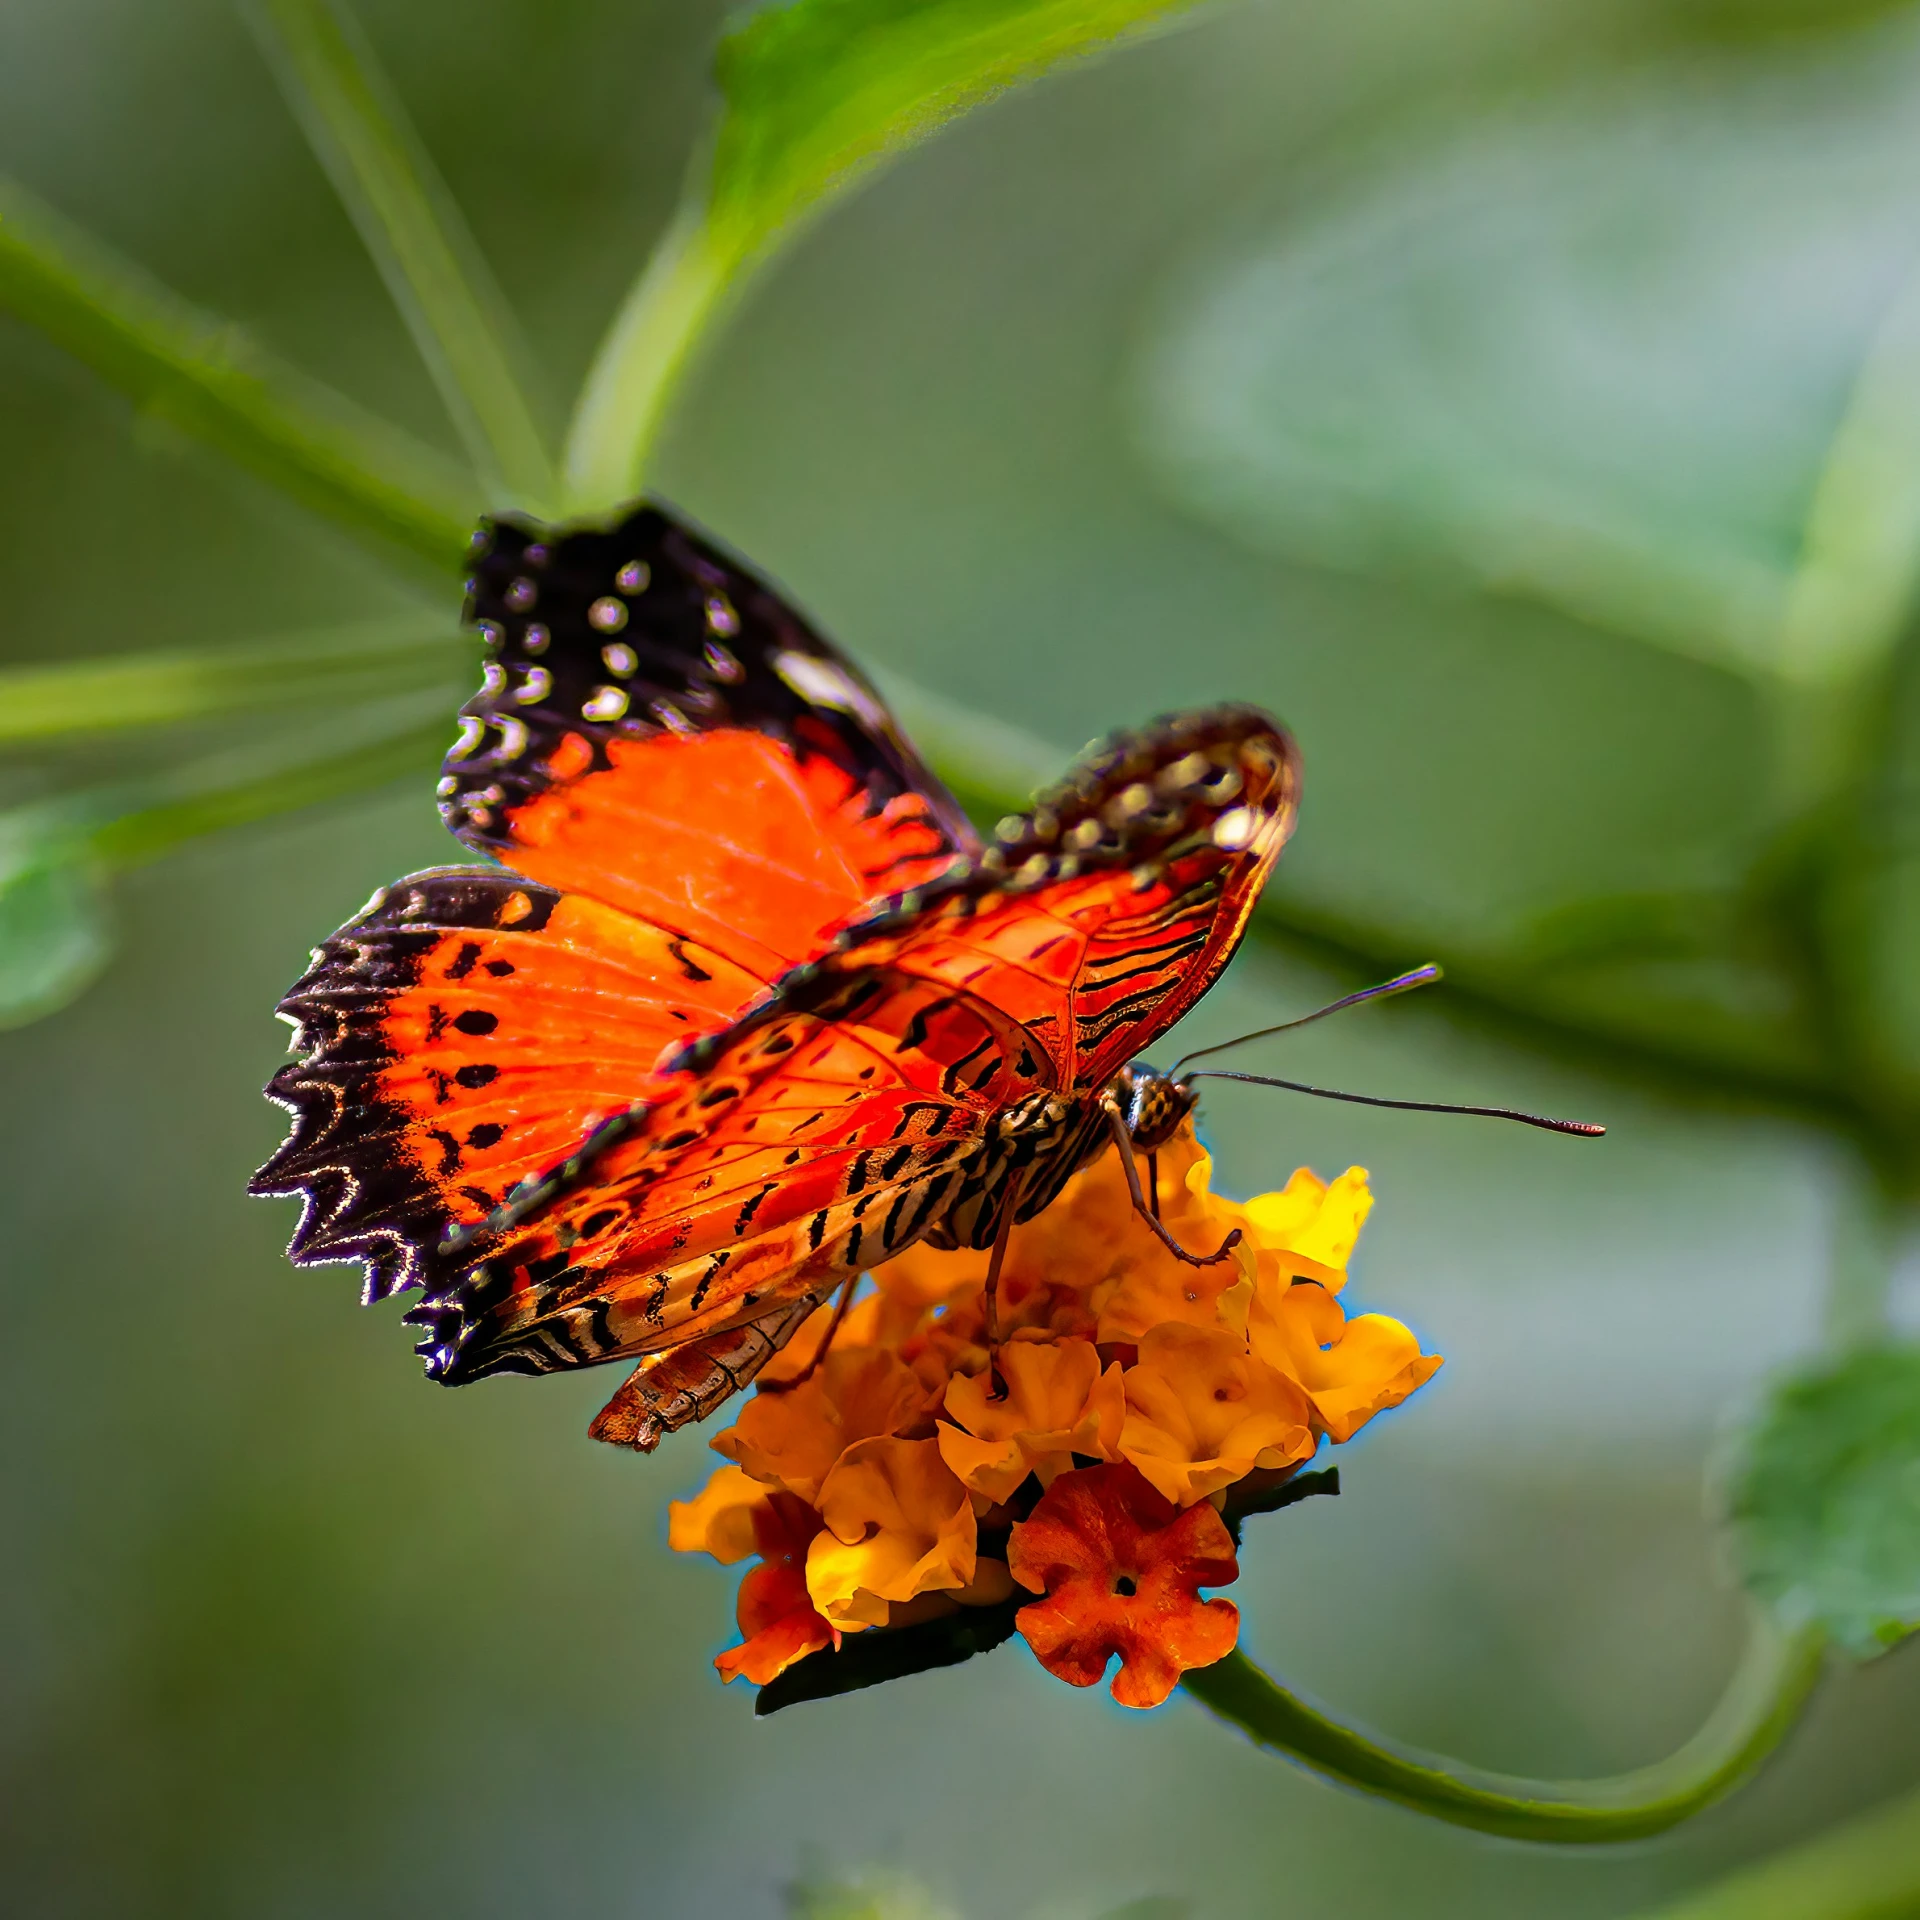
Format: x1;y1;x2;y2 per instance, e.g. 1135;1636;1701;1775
938;1339;1120;1500
713;1347;928;1503
1243;1166;1372;1290
807;1436;977;1630
1248;1277;1442;1442
1118;1322;1316;1507
667;1465;772;1565
1007;1462;1240;1708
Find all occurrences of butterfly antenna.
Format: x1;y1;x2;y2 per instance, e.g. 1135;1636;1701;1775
1184;1069;1604;1137
1171;964;1443;1076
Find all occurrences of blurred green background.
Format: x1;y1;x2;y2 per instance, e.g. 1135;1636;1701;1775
3;0;1919;1913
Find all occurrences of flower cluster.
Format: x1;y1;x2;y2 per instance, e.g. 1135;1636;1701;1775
669;1121;1440;1708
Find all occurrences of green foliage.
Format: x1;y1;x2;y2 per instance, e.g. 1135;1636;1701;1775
0;817;110;1028
0;178;479;573
564;0;1209;503
0;620;463;743
1628;1778;1920;1919
246;0;556;509
1727;1342;1920;1658
786;1867;961;1920
707;0;1204;268
1132;39;1920;699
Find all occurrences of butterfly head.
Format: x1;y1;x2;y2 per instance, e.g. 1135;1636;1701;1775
1113;1061;1200;1152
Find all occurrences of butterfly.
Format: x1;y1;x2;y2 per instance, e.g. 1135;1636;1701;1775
252;499;1300;1450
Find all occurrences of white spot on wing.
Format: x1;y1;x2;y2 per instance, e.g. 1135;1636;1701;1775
773;650;891;734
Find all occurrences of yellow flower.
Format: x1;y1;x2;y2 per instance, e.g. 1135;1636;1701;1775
938;1338;1125;1503
1241;1166;1373;1291
1118;1322;1316;1507
1088;1135;1259;1344
666;1464;777;1564
1248;1275;1442;1443
712;1347;928;1503
806;1436;978;1630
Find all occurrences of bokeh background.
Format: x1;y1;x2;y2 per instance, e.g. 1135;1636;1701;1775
4;0;1919;1914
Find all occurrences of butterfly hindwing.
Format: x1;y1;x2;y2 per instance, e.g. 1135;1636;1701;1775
251;867;761;1300
406;963;1077;1387
446;501;978;976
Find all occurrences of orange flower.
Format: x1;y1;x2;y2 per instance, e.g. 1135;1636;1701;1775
712;1347;928;1503
667;1463;779;1564
1007;1462;1240;1709
806;1436;978;1630
1118;1321;1316;1506
1248;1276;1442;1442
938;1339;1125;1503
669;1470;837;1684
717;1491;838;1686
1241;1166;1372;1291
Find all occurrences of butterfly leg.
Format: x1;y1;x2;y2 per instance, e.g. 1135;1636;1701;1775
756;1273;860;1394
1146;1149;1161;1222
1100;1097;1240;1266
980;1162;1035;1379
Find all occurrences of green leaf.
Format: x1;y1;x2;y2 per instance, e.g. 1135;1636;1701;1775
0;699;452;1029
1133;31;1920;694
1726;1342;1920;1658
706;0;1203;265
1626;1778;1920;1920
247;0;556;510
0;617;464;744
0;816;111;1028
0;176;480;573
565;0;1209;506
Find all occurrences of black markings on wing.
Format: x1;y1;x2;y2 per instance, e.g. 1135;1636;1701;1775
251;868;561;1303
444;497;978;862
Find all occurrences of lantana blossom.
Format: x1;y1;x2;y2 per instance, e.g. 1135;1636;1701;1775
1008;1461;1241;1708
668;1120;1441;1709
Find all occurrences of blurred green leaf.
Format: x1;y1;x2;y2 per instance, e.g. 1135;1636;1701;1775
706;0;1201;266
1727;1342;1920;1658
0;816;110;1027
566;0;1208;504
1133;22;1920;695
0;176;480;572
0;699;449;1029
247;0;556;510
0;617;464;744
785;1867;960;1920
1628;1778;1920;1919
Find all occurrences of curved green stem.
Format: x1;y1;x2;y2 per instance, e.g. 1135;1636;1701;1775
249;0;556;511
561;209;734;513
0;177;479;573
1180;1616;1824;1844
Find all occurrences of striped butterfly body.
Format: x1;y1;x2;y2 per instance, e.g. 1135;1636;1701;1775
254;499;1300;1448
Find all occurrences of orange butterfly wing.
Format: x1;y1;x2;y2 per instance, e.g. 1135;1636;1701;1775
405;705;1298;1409
445;502;973;973
254;500;976;1302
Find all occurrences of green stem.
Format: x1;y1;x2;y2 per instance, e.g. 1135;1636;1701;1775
1180;1617;1824;1844
0;176;479;573
248;0;556;511
86;707;450;871
0;617;464;743
1822;1153;1902;1351
561;208;734;513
